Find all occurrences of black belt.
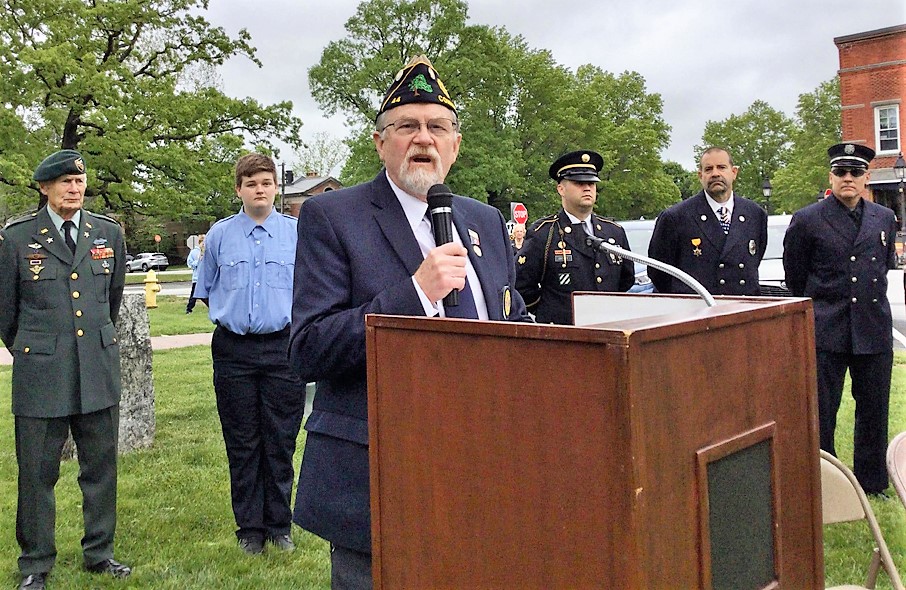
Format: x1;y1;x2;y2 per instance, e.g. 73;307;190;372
215;324;290;340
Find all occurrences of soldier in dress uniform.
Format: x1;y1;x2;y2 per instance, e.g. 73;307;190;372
783;142;897;496
0;150;130;590
515;150;635;325
648;146;768;295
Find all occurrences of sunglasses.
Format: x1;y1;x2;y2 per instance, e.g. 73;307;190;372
831;167;867;178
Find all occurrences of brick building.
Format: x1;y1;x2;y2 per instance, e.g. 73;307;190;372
281;171;343;217
835;24;906;223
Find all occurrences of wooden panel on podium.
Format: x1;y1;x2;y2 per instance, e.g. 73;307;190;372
366;294;823;589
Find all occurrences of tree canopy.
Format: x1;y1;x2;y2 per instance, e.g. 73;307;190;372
309;0;678;221
697;100;794;212
0;0;303;227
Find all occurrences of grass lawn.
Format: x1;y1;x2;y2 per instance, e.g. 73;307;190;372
125;270;192;285
145;296;215;337
0;327;905;586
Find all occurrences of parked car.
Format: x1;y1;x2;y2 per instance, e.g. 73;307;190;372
614;214;793;296
126;252;169;272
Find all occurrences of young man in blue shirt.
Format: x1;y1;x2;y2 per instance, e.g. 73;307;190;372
196;153;306;554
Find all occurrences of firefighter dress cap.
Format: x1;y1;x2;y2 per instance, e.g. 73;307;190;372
828;143;875;169
549;150;604;182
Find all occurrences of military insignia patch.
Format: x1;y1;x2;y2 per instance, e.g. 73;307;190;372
554;247;572;264
40;228;49;234
503;287;512;318
558;273;571;285
749;240;757;256
28;243;42;250
845;144;855;155
518;255;526;265
75;158;85;172
468;229;480;246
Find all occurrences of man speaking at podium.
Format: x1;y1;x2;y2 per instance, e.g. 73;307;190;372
289;56;529;589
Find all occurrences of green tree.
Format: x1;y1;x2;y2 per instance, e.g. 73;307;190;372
310;0;675;221
772;78;841;213
697;100;795;211
0;0;303;226
291;131;350;178
663;161;699;201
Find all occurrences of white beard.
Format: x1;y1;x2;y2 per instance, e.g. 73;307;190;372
396;148;444;197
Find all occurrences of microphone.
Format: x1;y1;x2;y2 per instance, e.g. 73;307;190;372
426;183;458;307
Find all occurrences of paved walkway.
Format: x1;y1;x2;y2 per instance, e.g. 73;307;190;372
0;332;212;366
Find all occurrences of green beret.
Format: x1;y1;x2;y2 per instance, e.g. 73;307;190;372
33;149;87;182
376;55;456;119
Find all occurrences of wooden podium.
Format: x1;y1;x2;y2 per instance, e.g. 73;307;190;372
366;294;823;589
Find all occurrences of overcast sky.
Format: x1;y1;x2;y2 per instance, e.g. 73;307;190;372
203;0;906;170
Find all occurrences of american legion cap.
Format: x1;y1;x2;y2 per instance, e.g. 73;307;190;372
376;55;456;119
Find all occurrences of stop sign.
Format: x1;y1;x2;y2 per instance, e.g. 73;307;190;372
511;202;528;225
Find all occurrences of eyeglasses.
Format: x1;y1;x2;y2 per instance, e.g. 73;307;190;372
831;167;867;178
380;118;458;138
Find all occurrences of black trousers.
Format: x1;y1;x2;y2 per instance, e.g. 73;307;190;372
212;326;306;540
15;407;119;575
331;544;372;590
816;349;892;493
186;282;207;312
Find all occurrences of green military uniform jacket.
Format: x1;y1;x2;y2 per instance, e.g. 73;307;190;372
0;206;126;417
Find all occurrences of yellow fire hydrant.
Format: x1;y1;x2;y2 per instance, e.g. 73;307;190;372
144;269;161;308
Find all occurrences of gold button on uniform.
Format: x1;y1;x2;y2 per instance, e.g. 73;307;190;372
596;277;602;284
24;347;30;353
77;329;84;337
72;291;80;299
71;272;78;280
75;310;82;317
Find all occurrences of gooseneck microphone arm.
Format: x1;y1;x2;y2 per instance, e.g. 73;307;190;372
585;235;716;308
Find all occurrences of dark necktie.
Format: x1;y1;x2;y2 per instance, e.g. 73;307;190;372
717;207;731;234
61;220;77;254
444;278;478;319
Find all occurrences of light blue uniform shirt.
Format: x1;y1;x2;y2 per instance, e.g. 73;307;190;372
195;207;298;335
186;246;202;282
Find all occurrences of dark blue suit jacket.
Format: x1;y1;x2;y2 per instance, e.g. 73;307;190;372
648;191;768;295
288;171;529;553
783;195;897;354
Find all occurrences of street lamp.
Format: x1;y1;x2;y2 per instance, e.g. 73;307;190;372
280;163;294;214
761;177;773;215
895;152;906;233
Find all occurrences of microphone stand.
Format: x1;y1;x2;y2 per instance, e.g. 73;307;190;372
585;235;716;308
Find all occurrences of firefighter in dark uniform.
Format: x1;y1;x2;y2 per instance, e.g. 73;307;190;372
783;142;896;495
0;150;131;590
648;146;768;295
515;150;635;325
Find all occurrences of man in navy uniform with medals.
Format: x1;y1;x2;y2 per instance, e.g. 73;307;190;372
0;150;130;589
783;142;897;495
515;150;635;325
289;55;529;589
648;146;768;295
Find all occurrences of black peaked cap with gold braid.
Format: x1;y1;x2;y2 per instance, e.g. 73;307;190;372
376;55;456;119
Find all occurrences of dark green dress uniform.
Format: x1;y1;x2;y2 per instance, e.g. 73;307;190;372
515;210;635;324
0;206;126;576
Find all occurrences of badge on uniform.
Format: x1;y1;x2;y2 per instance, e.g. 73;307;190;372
554;247;572;266
558;273;571;285
28;243;43;250
518;255;526;265
468;229;481;257
691;238;702;257
502;286;512;318
881;231;887;247
749;240;757;256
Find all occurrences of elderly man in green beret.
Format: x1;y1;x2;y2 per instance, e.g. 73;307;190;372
0;150;130;589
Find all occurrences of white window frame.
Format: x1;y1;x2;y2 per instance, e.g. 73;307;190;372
874;104;900;155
